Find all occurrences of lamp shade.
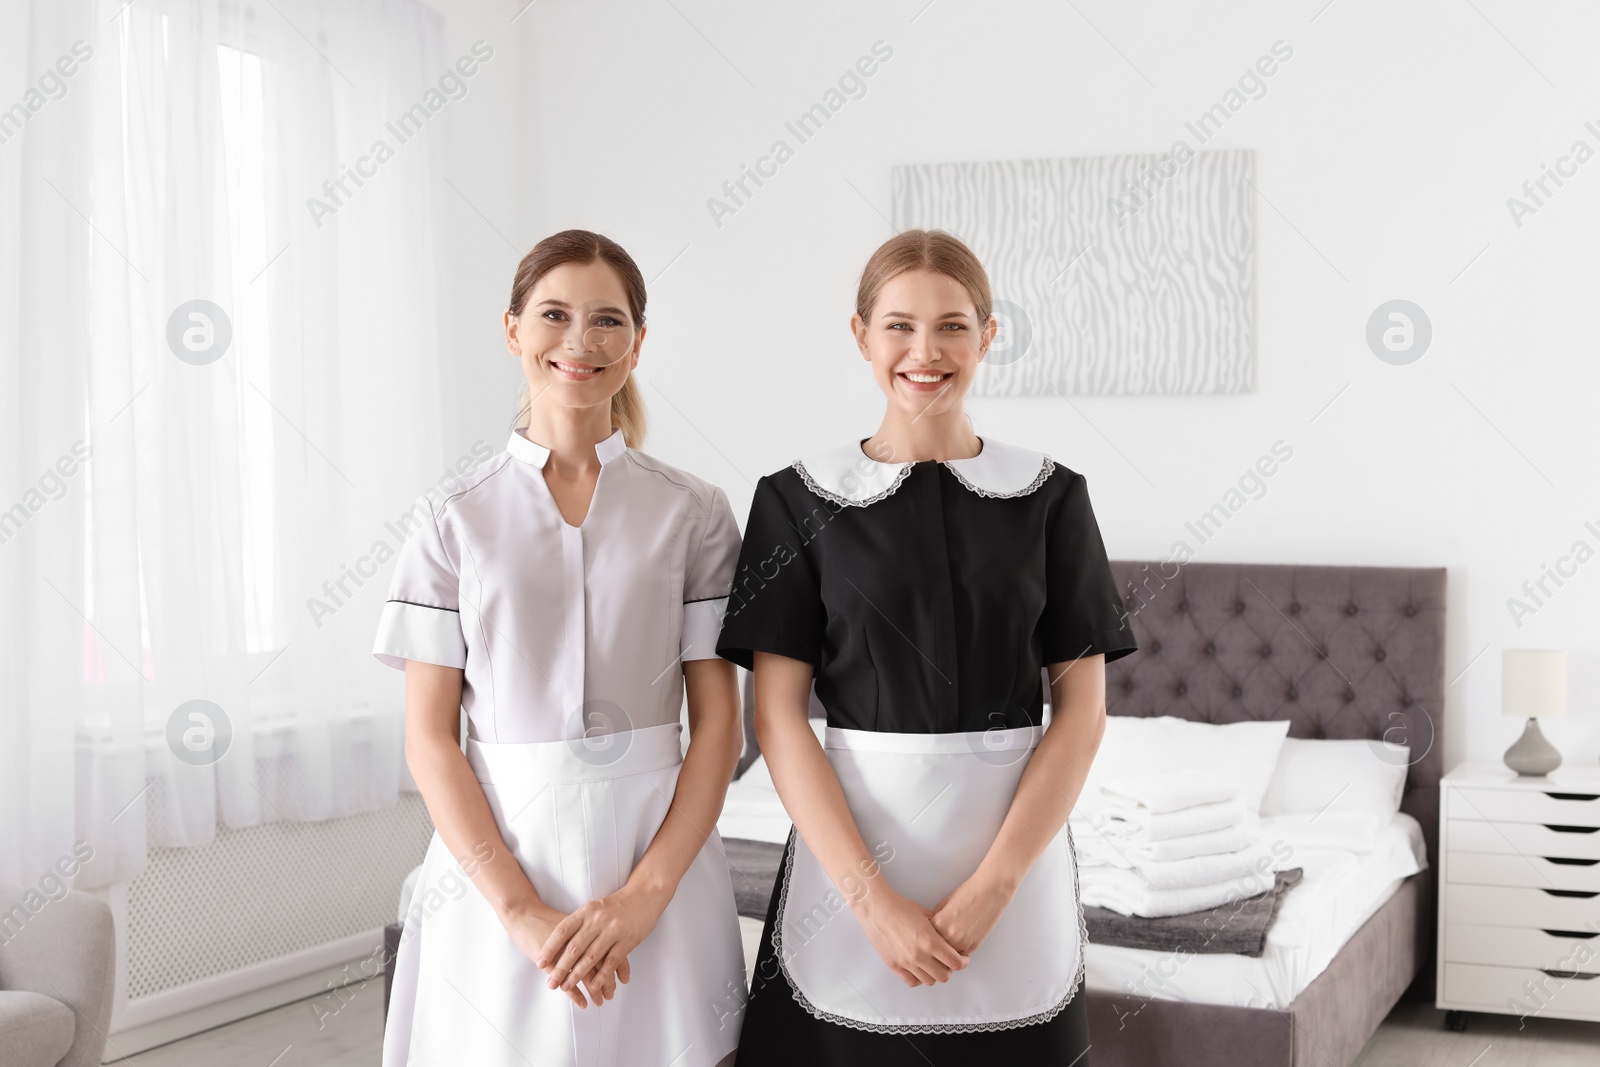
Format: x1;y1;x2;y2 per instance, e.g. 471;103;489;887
1502;649;1567;718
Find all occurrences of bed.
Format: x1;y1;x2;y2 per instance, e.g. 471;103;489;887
719;559;1446;1067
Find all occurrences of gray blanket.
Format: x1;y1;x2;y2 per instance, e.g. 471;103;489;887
1082;868;1304;957
721;835;1303;957
722;836;786;919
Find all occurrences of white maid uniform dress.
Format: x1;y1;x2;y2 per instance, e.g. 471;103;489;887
374;426;748;1067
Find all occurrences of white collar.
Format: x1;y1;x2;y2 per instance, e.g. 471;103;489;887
506;427;628;469
794;436;1053;507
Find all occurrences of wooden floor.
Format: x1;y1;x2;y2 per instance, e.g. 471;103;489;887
107;977;385;1066
107;983;1600;1066
1353;997;1600;1067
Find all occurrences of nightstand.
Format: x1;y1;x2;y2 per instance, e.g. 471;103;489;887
1438;761;1600;1031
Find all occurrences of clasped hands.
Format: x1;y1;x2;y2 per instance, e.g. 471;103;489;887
854;869;1015;988
503;883;667;1008
505;868;1010;1002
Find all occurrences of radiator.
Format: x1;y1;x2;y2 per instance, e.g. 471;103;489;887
108;793;433;1044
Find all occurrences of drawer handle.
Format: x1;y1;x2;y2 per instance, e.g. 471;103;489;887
1539;968;1600;980
1544;792;1600;802
1544;824;1600;834
1545;857;1600;867
1543;929;1600;939
1542;889;1600;899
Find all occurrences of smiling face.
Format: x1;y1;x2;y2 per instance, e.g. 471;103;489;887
505;259;643;417
851;268;996;422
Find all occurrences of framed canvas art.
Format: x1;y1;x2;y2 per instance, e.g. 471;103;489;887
892;148;1256;396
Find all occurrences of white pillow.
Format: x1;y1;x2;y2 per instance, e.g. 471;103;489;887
1259;737;1410;822
736;717;828;792
1077;715;1291;819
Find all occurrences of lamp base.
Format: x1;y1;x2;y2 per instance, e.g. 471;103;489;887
1504;717;1562;777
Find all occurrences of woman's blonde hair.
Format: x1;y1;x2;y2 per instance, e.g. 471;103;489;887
855;229;992;324
507;229;648;448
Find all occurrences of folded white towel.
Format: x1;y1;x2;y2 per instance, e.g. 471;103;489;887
1100;797;1245;842
1079;863;1280;918
1099;768;1239;814
1118;819;1258;862
1072;831;1134;869
1126;841;1275;890
1073;821;1270;886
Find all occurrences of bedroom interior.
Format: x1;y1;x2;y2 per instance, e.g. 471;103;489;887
3;1;1598;1065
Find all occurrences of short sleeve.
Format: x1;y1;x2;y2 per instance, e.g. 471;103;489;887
680;486;742;661
372;500;468;671
714;475;825;670
1038;471;1138;665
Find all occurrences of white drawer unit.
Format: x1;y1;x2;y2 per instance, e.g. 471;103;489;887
1448;852;1600;892
1443;963;1600;1020
1439;762;1600;1030
1445;923;1600;970
1447;786;1600;825
1444;884;1600;929
1447;819;1600;860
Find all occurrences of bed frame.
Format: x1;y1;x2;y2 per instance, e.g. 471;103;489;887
1088;559;1447;1067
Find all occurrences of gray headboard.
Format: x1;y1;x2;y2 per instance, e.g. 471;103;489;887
1106;559;1447;878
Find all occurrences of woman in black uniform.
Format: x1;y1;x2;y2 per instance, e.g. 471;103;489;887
715;229;1138;1064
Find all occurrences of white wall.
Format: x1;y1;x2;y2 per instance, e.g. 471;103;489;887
444;0;1600;771
411;0;527;459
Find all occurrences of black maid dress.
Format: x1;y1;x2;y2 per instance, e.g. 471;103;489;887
715;435;1138;1066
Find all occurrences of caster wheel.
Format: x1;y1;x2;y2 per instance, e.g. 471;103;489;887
1445;1010;1468;1032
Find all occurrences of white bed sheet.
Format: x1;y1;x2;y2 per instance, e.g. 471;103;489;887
1084;811;1428;1010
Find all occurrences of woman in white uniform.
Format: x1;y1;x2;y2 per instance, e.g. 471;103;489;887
375;230;747;1067
716;229;1138;1064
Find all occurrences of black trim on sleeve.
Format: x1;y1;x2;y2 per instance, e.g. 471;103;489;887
386;598;460;613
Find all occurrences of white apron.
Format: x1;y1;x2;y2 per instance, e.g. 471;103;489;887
772;724;1085;1034
383;722;747;1067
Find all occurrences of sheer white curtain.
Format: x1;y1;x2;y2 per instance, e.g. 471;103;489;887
1;0;452;890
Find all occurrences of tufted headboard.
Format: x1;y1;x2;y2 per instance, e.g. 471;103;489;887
1105;559;1448;877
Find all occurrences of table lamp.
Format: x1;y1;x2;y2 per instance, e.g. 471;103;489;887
1502;648;1567;776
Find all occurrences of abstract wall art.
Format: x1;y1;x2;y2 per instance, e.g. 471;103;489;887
891;148;1256;395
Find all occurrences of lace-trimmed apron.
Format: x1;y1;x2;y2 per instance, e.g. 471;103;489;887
772;724;1085;1034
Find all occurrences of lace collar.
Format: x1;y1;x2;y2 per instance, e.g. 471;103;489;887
793;436;1054;508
